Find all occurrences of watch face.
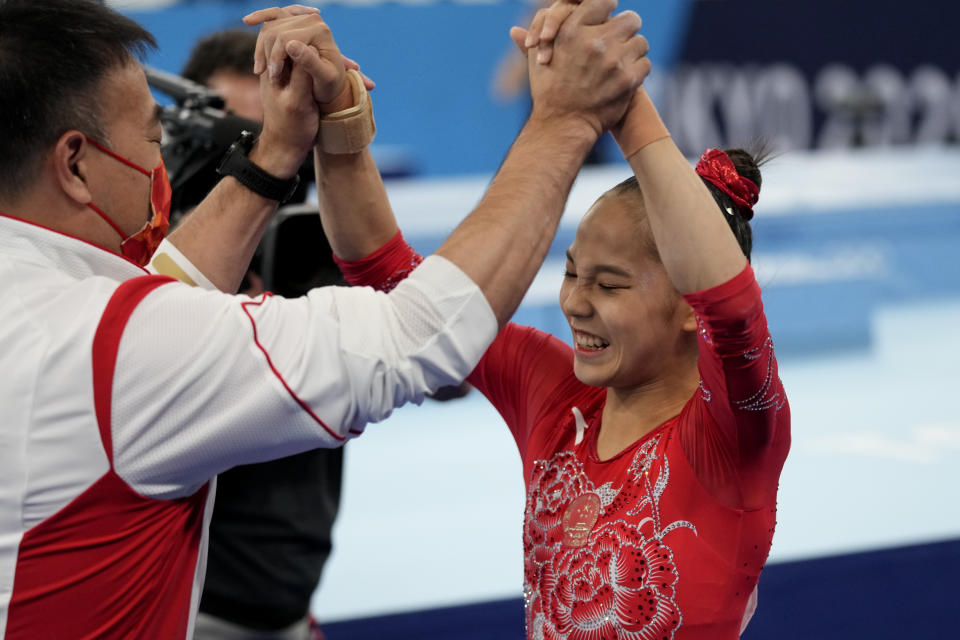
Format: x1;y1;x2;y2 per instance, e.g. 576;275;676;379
237;131;256;152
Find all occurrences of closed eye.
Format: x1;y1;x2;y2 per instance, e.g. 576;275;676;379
598;283;626;291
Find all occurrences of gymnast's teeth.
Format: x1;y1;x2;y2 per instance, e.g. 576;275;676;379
574;331;609;350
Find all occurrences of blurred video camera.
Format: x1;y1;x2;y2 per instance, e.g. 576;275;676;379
145;66;340;296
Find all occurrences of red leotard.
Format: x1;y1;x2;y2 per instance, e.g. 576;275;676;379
336;233;790;640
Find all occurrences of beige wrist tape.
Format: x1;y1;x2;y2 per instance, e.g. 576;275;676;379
317;69;376;155
614;88;670;160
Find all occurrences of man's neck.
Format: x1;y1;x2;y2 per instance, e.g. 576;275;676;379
1;189;118;253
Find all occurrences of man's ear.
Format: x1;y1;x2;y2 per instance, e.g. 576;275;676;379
53;131;94;206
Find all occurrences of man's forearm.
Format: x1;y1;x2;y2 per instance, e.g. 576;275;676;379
316;114;595;327
164;140;304;293
436;115;595;327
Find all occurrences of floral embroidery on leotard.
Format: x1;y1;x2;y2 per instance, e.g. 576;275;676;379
523;435;696;639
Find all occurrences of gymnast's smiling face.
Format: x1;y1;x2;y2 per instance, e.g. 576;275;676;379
558;189;699;391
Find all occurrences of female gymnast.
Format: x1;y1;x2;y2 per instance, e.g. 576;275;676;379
313;29;790;635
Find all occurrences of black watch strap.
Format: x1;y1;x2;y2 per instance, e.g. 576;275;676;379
217;131;300;204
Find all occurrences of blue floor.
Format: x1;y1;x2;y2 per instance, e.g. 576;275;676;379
322;537;960;639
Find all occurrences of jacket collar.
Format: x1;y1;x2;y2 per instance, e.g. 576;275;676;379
0;213;148;282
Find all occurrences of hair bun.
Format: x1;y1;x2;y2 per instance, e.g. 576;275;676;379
695;147;763;260
724;148;762;196
695;148;760;220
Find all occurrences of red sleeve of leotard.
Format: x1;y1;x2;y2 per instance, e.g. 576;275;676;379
333;231;424;293
335;232;576;455
679;264;791;509
467;324;576;457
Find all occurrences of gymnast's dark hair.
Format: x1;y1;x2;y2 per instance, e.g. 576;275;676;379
610;147;763;261
0;0;156;201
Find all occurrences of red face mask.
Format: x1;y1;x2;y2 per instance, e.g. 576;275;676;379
85;138;171;267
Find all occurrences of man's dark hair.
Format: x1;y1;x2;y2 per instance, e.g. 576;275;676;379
0;0;156;201
181;29;258;86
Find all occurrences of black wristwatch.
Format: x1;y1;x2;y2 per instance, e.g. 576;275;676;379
217;131;301;204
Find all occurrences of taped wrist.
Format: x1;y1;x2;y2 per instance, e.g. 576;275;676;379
317;69;376;154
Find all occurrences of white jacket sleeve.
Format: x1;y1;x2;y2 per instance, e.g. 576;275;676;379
110;256;496;499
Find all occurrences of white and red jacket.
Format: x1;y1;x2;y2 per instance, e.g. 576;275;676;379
0;214;496;639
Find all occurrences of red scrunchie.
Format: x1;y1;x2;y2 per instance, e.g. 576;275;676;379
695;148;759;220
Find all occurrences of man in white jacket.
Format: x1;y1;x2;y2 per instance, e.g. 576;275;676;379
0;0;649;637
